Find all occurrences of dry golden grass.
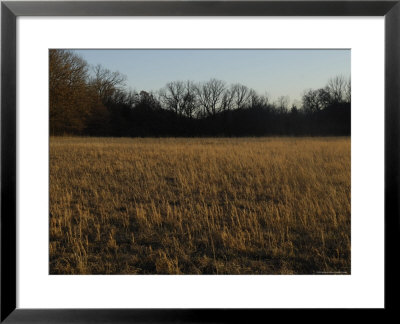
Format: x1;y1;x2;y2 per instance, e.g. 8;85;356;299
50;137;350;274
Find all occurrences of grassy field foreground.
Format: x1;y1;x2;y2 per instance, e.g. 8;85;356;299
50;137;350;274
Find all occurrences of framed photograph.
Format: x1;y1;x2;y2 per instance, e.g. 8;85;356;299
1;0;399;322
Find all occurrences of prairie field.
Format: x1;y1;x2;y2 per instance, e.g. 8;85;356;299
50;137;350;274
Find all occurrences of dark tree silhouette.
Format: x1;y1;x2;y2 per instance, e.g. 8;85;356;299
49;50;351;137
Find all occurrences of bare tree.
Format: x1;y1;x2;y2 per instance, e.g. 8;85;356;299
182;81;198;118
89;64;126;103
221;88;235;111
327;75;346;104
231;83;250;109
159;81;186;115
248;89;264;108
196;78;226;117
344;77;351;103
195;82;211;117
208;78;226;116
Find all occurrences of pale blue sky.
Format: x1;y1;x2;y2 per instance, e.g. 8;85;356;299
73;49;350;103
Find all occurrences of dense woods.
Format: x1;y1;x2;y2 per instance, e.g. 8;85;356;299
50;49;351;137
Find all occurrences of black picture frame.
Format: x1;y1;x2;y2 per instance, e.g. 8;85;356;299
1;0;399;322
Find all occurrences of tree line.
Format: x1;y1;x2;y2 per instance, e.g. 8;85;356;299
50;49;351;137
